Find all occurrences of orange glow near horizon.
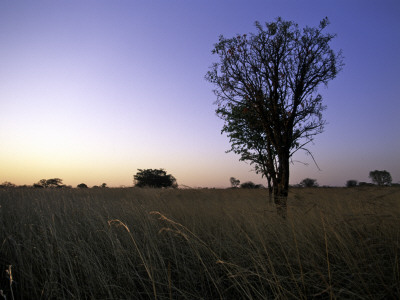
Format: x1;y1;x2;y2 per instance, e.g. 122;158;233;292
1;1;399;188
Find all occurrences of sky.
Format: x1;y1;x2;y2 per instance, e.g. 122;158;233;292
1;0;399;188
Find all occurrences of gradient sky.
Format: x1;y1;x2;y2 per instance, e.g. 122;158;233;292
1;0;399;188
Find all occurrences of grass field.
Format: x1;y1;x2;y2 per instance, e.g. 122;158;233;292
0;187;399;299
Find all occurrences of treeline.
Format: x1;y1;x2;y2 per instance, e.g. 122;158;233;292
1;169;397;190
0;178;108;189
0;169;177;189
346;170;394;187
231;170;397;189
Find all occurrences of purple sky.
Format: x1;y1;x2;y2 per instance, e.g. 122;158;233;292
1;0;399;188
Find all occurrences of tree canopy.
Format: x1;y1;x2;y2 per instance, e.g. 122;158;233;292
35;178;63;188
230;177;240;188
0;182;16;188
346;180;358;187
299;178;319;188
206;17;343;217
369;170;392;186
133;169;177;188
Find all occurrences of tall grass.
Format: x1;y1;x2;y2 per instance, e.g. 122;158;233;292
0;187;399;299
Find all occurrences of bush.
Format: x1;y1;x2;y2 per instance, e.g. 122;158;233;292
240;181;262;189
0;182;16;188
359;182;374;187
346;180;358;187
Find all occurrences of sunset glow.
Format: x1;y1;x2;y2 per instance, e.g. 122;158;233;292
1;0;399;187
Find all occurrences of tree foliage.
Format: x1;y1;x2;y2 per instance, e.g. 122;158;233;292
133;169;177;188
369;170;392;186
0;182;16;188
35;178;63;188
206;17;343;216
299;178;319;188
240;181;263;189
77;183;88;189
346;180;358;187
230;177;240;188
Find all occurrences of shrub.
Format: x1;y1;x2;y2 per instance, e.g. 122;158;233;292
358;182;374;187
346;180;358;187
240;181;262;189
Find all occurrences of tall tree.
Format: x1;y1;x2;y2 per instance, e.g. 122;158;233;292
206;17;343;217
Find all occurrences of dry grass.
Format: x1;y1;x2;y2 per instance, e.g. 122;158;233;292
0;187;399;299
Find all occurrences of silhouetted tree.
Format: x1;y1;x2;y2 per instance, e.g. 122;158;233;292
101;183;107;188
35;178;63;188
46;178;63;188
369;170;392;186
133;169;177;188
346;180;358;187
299;178;319;188
240;181;263;189
37;179;48;188
77;183;88;188
206;17;343;217
230;177;241;188
0;182;16;188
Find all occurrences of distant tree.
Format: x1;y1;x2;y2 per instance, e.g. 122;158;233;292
37;179;48;188
346;180;358;187
133;169;177;188
369;170;392;186
240;181;263;189
230;177;241;188
46;178;63;188
0;182;16;188
299;178;319;188
33;183;44;188
101;183;107;188
35;178;63;188
205;17;343;217
77;183;88;188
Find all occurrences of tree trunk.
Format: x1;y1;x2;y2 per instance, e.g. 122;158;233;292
267;175;273;204
274;194;287;219
274;151;290;219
